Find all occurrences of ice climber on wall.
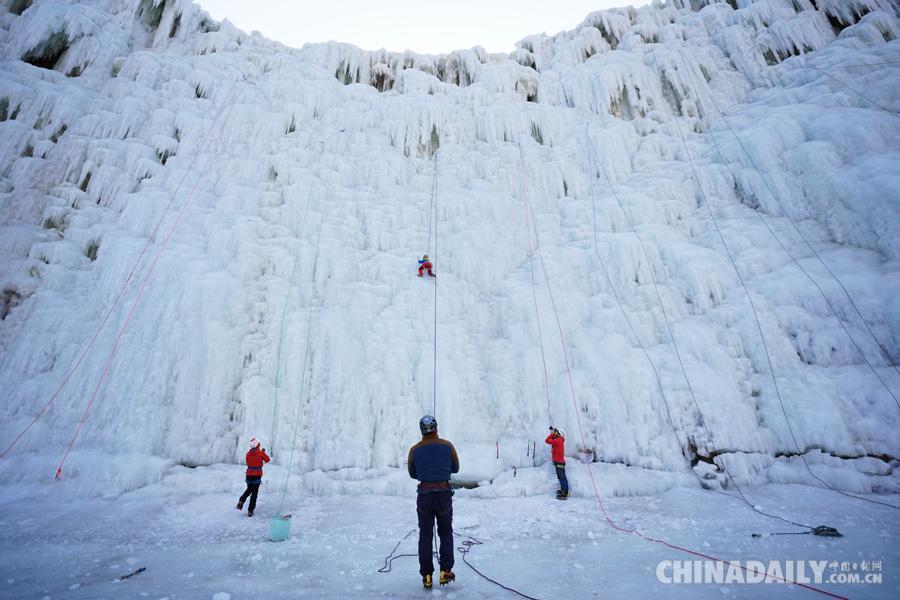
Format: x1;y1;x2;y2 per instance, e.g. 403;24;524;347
418;254;435;277
237;437;270;517
546;426;568;500
407;415;459;590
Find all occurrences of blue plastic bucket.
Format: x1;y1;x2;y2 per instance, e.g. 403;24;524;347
269;514;292;542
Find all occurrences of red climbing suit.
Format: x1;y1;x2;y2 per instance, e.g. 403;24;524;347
245;447;270;481
545;433;565;463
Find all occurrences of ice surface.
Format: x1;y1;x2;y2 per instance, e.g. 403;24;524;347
0;474;898;598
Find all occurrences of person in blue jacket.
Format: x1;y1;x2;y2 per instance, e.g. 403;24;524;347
407;415;459;589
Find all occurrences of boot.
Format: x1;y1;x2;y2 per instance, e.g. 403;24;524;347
439;570;455;585
236;500;244;511
422;573;432;590
247;510;254;517
557;490;568;501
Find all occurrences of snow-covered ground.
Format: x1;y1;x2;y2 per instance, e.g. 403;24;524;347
1;470;898;599
0;0;899;596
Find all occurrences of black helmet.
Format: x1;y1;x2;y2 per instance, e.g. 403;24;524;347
419;415;437;435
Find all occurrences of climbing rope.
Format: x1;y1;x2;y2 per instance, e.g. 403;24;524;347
516;137;848;599
274;196;329;514
375;530;444;575
583;123;814;531
269;128;346;455
275;132;345;515
581;127;687;453
676;47;900;409
521;168;553;422
516;142;578;430
674;48;900;503
382;144;542;599
426;150;437;257
378;528;543;600
700;106;900;411
679;49;900;408
377;528;419;573
457;535;543;600
423;149;440;416
432;151;439;416
807;65;898;117
52;81;248;479
0;79;243;462
809;61;900;68
655;50;898;511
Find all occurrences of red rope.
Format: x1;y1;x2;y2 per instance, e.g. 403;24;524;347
516;142;846;599
0;80;241;461
522;170;553;421
53;83;246;479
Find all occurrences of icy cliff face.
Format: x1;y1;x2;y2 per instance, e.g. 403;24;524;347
0;0;898;497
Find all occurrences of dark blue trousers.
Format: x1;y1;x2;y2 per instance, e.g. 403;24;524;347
416;491;454;575
554;462;568;493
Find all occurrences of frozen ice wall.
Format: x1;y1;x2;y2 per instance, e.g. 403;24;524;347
0;0;898;498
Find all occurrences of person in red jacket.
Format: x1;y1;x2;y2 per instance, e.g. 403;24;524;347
545;426;568;500
237;437;270;517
